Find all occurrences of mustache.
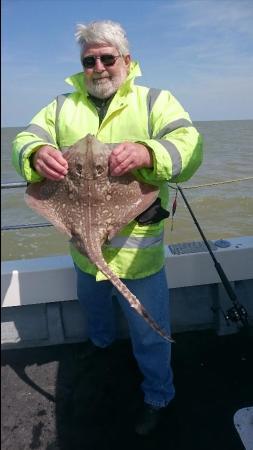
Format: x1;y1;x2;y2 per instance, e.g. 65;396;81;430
92;75;110;80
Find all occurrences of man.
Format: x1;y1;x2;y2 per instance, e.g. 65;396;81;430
12;20;203;435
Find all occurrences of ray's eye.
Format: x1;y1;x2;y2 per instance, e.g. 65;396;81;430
76;164;82;175
96;165;104;175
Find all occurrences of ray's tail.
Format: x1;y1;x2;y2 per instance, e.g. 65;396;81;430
85;242;175;343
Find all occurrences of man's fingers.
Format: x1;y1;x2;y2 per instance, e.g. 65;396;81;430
110;143;133;172
43;154;68;174
36;159;66;180
49;149;68;168
110;156;133;175
34;147;68;179
111;143;125;156
109;142;151;176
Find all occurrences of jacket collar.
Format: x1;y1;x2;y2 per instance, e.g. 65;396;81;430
65;61;142;97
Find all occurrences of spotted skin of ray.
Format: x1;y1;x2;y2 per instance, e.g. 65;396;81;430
25;134;174;343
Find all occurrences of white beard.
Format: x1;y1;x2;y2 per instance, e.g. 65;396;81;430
85;67;128;99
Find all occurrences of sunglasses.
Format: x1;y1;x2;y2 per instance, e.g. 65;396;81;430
82;54;121;69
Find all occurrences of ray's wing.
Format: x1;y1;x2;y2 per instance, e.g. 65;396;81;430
25;136;92;238
25;178;78;238
102;174;160;241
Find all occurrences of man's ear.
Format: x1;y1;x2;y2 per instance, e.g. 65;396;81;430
124;54;131;67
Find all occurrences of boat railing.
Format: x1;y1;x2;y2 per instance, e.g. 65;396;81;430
1;181;27;189
1;181;52;230
2;176;253;230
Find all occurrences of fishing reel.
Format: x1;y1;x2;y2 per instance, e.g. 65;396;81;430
223;303;248;327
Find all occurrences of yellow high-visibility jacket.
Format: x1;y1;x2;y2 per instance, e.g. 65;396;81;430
12;61;203;280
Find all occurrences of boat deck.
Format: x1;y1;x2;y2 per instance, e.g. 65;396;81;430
1;328;252;450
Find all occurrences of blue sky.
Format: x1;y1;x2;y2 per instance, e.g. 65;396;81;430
2;0;253;126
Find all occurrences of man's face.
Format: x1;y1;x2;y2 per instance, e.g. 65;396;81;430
82;44;131;99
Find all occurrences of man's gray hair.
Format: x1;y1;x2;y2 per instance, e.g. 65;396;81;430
75;20;130;56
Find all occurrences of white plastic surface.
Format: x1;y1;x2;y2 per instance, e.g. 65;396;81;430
1;236;253;307
234;407;253;450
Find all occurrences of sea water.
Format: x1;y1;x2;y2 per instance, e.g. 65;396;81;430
1;121;253;260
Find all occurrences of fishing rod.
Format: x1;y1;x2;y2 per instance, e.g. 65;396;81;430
172;184;248;328
1;181;27;189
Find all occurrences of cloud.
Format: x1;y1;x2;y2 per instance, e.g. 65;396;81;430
180;0;253;37
137;0;253;118
2;0;253;124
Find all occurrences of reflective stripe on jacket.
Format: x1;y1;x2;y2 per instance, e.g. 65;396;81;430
12;61;203;280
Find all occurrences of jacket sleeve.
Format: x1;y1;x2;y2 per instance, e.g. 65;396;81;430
12;99;59;182
135;89;203;185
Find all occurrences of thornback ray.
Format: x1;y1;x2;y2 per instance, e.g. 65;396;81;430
25;134;174;343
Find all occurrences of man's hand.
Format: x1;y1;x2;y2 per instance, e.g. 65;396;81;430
32;145;68;180
109;142;153;176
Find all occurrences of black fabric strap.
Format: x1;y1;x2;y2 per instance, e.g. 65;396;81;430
135;198;170;225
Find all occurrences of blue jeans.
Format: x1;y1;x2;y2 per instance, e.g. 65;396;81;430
75;266;175;408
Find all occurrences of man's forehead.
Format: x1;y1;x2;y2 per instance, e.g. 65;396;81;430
83;43;118;55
